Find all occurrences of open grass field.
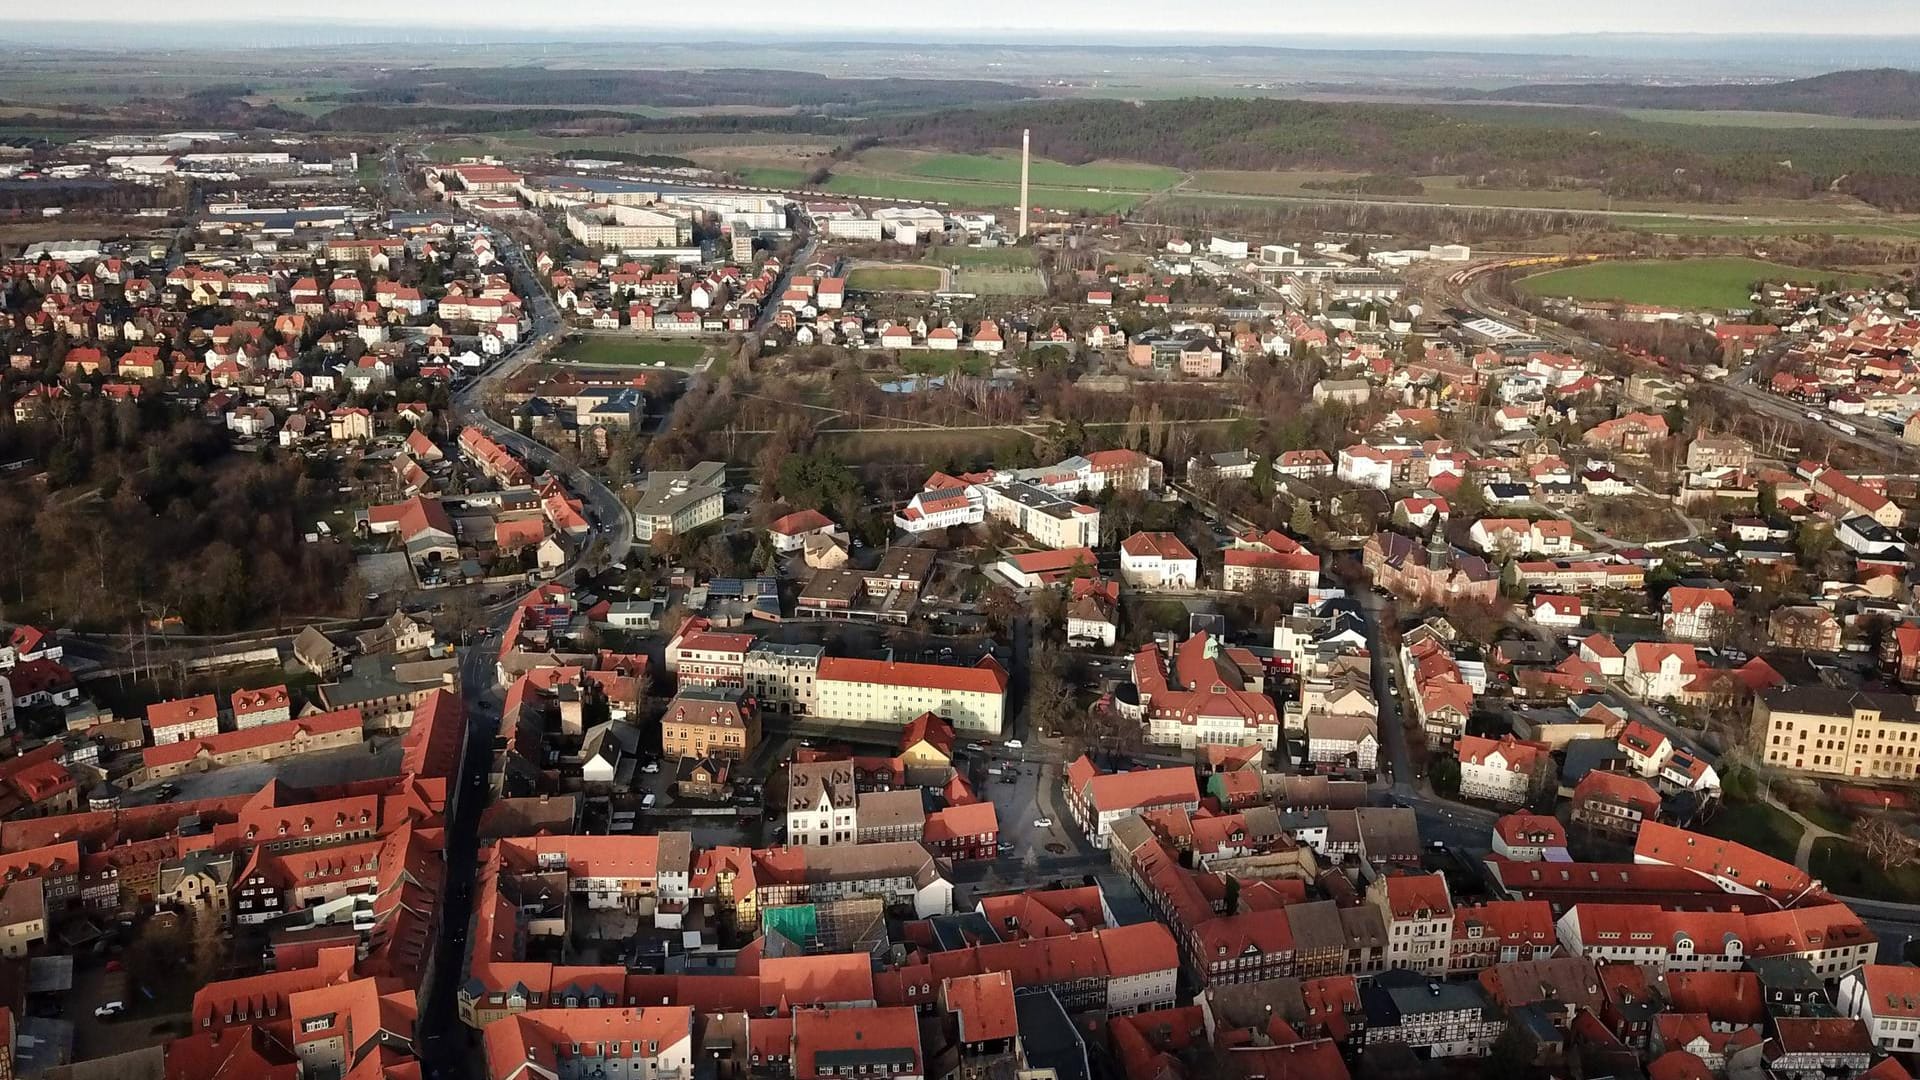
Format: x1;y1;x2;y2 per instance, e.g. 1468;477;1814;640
954;268;1048;296
1618;218;1920;238
1809;837;1920;902
820;172;1142;213
898;150;1181;192
1620;108;1920;130
818;427;1028;465
553;337;709;367
1184;169;1884;219
846;266;946;292
1700;800;1805;864
738;167;810;189
937;246;1039;268
1517;256;1881;310
899;352;995;376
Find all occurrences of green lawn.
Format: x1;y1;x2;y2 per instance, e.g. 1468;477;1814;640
899;352;994;376
820;173;1142;213
1699;799;1805;864
1517;257;1881;310
1809;837;1920;902
904;151;1181;192
936;246;1040;268
740;167;809;189
846;266;944;292
954;268;1048;296
553;338;708;367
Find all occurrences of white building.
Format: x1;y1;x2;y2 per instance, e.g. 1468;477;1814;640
1838;965;1920;1054
1119;532;1198;590
813;656;1009;737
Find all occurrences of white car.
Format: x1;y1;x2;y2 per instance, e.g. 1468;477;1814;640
1005;739;1023;750
94;1002;125;1019
641;763;660;774
1033;818;1053;828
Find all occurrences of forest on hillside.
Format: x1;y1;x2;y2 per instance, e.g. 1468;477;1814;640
872;97;1920;211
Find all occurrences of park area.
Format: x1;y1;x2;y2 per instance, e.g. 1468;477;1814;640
1516;256;1879;310
552;337;710;367
846;265;947;292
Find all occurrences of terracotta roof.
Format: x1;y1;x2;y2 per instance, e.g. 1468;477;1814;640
944;971;1017;1043
816;655;1008;695
147;693;218;731
142;709;363;771
1380;872;1452;919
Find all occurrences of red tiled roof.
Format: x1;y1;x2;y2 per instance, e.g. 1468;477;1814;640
147;693;218;732
816;655;1008;695
944;971;1017;1043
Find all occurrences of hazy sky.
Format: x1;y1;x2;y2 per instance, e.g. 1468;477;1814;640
35;0;1920;34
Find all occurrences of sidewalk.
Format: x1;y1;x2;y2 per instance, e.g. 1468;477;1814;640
1762;791;1842;870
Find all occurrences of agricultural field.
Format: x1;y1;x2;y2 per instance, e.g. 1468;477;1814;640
820;173;1142;213
553;337;710;367
738;167;810;189
846;265;947;292
1516;256;1882;310
1618;218;1920;238
894;150;1182;192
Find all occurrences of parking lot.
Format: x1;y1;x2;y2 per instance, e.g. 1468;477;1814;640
123;737;406;805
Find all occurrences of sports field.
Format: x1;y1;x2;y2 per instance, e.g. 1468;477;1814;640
1516;257;1879;310
938;246;1039;268
553;338;708;367
955;268;1047;296
846;266;945;292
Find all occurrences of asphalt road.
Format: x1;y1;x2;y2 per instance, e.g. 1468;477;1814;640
1354;588;1416;798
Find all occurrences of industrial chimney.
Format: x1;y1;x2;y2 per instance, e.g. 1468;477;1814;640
1018;129;1031;239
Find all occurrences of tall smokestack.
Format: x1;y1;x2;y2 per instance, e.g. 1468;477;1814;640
1019;129;1031;239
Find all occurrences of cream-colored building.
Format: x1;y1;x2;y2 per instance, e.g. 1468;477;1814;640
565;203;693;248
1753;686;1920;781
813;657;1008;736
634;461;726;541
979;482;1101;550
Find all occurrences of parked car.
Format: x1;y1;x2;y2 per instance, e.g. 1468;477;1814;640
95;1002;126;1020
1032;818;1052;828
1005;739;1023;750
641;763;660;774
640;794;657;809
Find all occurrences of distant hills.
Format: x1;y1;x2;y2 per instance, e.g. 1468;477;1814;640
1471;68;1920;120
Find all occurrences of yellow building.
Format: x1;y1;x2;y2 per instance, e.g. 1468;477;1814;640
1754;686;1920;781
661;689;758;760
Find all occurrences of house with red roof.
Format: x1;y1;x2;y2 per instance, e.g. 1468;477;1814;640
143;709;364;780
231;684;292;730
768;509;839;553
1571;770;1662;837
1662;586;1735;643
148;693;221;746
1365;872;1454;976
1119;532;1197;590
1491;813;1568;861
1458;735;1551;806
1065;755;1200;848
1132;632;1279;751
484;1007;693;1080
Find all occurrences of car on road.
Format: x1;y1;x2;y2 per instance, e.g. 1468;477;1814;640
641;763;660;774
997;841;1016;855
1032;818;1052;828
94;1002;126;1020
1005;739;1023;750
640;794;657;810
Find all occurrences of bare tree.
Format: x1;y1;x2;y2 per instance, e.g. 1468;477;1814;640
1853;817;1917;874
